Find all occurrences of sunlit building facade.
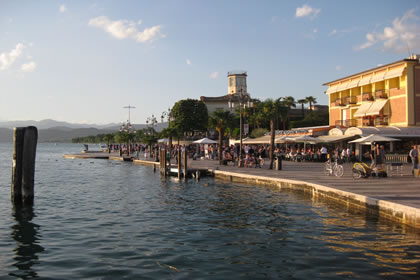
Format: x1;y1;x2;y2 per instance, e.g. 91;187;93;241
324;55;420;128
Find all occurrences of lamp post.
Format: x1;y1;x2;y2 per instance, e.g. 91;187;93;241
228;88;253;160
120;106;136;156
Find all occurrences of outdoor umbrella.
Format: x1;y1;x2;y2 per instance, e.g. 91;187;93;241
348;134;400;145
293;135;320;150
192;137;218;144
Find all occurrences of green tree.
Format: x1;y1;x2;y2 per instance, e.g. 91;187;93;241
297;99;308;118
250;128;268;138
262;98;283;169
170;99;208;135
279;96;296;130
208;109;235;164
305;96;317;112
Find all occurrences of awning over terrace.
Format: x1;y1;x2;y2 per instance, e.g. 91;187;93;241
384;66;405;79
353;102;373;117
365;99;388;116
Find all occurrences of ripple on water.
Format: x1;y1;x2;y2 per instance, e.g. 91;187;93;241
0;143;419;279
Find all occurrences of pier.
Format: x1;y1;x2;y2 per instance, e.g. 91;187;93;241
63;151;420;229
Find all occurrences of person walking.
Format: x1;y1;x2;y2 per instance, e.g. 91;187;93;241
409;145;419;176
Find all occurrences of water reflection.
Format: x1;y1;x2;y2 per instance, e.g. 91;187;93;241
10;204;44;279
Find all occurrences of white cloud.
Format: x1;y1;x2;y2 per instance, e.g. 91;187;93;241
313;28;318;33
88;16;165;43
329;29;337;36
335;65;342;71
21;61;37;72
296;4;321;19
59;4;67;13
186;59;191;65
0;43;25;71
209;72;219;79
355;9;420;53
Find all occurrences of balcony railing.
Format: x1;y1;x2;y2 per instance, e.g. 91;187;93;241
375;89;388;99
335;98;345;106
362;118;374;126
362;92;373;101
345;96;357;105
335;120;344;126
344;119;357;127
374;116;388;126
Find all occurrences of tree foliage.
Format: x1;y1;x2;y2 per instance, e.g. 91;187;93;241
170;99;208;134
208;109;236;164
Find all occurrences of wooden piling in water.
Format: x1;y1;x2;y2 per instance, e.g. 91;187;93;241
177;148;182;179
11;128;25;204
163;147;167;177
11;126;38;205
183;149;187;180
22;127;38;204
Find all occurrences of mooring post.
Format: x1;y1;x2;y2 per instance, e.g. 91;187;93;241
11;126;37;205
177;148;182;179
183;148;188;180
21;126;38;205
163;147;167;176
11;127;25;204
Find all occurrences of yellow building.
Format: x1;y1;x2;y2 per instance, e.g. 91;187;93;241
323;55;420;128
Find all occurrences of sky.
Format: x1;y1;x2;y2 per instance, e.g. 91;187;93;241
1;0;419;125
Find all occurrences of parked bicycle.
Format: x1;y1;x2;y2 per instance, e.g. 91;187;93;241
324;158;344;177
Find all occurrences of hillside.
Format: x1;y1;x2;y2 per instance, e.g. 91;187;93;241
0;119;168;142
0;127;117;143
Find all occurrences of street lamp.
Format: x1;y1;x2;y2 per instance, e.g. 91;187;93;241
228;88;253;160
161;108;171;125
146;114;158;136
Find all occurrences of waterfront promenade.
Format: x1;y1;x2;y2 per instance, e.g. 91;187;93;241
64;152;420;229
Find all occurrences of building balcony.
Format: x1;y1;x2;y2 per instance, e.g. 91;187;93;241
335;120;344;127
374;116;388;126
375;89;388;99
362;92;373;101
344;119;357;127
335;98;345;106
362;118;374;126
345;96;357;105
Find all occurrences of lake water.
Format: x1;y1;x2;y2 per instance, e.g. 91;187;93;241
0;143;419;279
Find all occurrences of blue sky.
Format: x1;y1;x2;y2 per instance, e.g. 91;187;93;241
1;0;419;124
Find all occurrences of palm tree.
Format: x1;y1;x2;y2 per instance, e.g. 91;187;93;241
263;98;283;169
208;109;235;165
297;99;308;118
305;96;317;112
279;96;296;130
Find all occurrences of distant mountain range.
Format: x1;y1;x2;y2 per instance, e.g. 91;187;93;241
0;119;168;142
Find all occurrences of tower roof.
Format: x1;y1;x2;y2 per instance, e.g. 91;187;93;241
227;71;247;76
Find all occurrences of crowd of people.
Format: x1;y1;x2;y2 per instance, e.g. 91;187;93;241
107;141;420;176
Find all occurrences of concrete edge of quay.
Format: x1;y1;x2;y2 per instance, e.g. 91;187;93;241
212;170;420;230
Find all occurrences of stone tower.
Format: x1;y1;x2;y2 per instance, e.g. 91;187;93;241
227;71;247;95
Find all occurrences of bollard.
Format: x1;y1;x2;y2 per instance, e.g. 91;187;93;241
177;149;182;179
11;128;25;204
11;126;37;205
196;170;200;182
183;149;188;180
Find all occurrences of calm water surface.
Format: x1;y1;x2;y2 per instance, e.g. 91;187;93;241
0;143;419;279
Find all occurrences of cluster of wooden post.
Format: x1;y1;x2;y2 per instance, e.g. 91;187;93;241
11;126;38;205
159;146;188;179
